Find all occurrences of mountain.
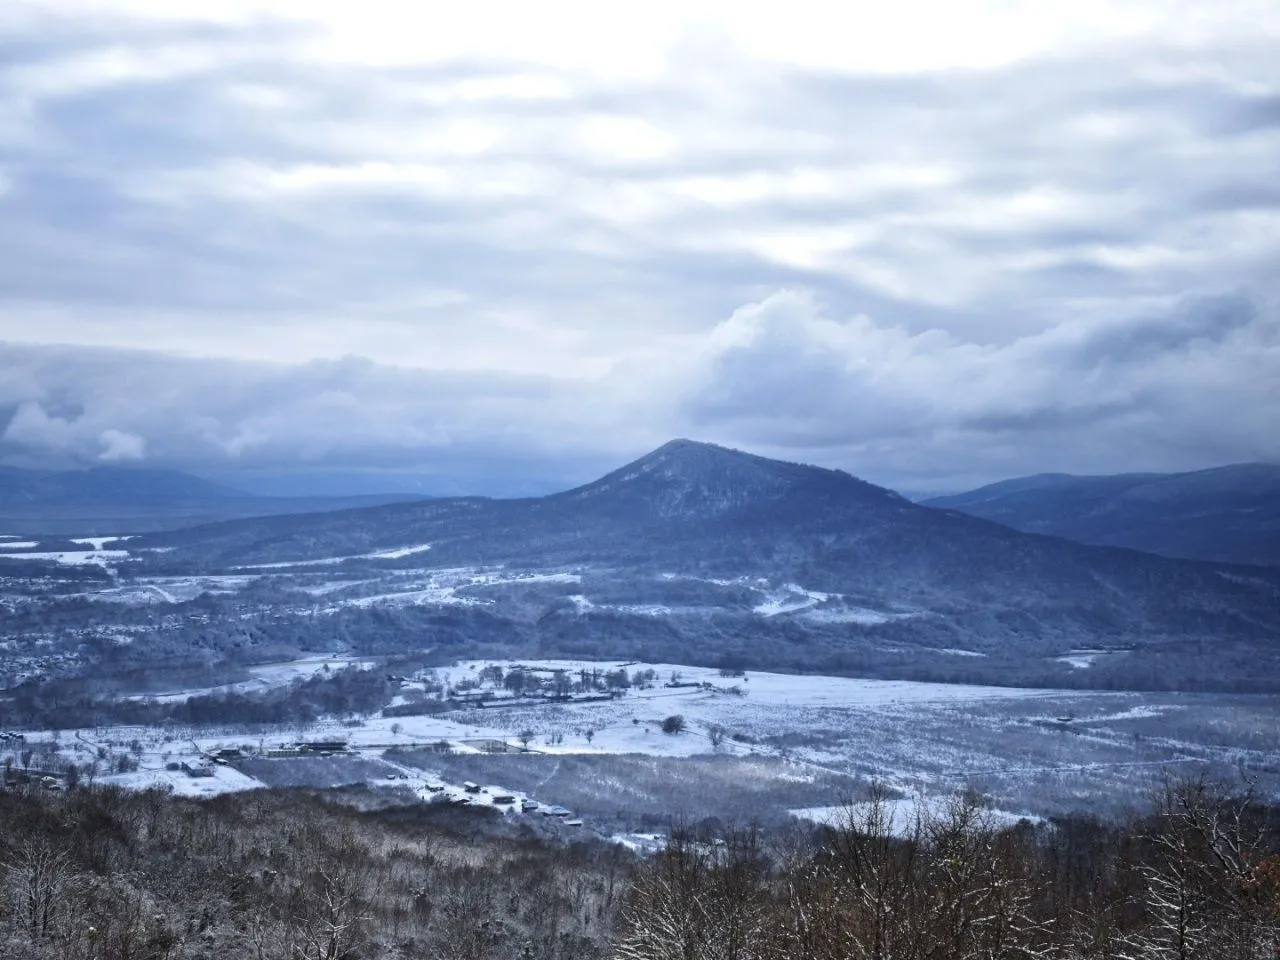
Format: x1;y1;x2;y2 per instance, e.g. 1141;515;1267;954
0;466;242;506
923;463;1280;566
133;441;1280;691
0;465;428;535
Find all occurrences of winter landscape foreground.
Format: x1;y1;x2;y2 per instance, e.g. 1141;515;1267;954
3;652;1278;960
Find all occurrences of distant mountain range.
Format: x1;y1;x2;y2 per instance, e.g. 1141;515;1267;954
923;464;1280;566
132;440;1280;691
0;465;427;535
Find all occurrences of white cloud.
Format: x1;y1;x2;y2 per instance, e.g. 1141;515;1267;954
681;289;1280;483
3;400;78;451
98;428;146;461
19;0;1280;78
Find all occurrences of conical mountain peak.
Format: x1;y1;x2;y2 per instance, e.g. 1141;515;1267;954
558;439;898;519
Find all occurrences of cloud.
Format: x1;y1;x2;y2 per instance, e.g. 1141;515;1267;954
98;428;146;461
2;3;1277;355
0;2;1276;489
681;290;1280;486
0;342;674;491
3;400;78;451
1;286;1276;492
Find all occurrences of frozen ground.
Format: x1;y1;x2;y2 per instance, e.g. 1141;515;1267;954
240;544;435;569
0;548;131;566
790;798;1040;835
6;657;1275;839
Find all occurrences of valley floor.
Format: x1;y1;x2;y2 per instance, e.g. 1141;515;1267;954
5;657;1276;842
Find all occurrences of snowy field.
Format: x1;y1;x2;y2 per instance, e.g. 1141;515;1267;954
5;657;1276;840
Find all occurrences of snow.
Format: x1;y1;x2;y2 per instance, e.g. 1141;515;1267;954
744;583;918;624
71;536;133;550
1088;706;1167;722
242;543;433;569
7;657;1273;840
0;549;131;566
243;556;365;570
343;587;476;609
567;595;682;617
790;798;1040;834
1054;649;1116;669
754;583;830;617
86;575;259;605
318;569;581;611
452;659;1050;709
103;765;265;797
366;544;433;559
1056;654;1099;669
802;607;916;625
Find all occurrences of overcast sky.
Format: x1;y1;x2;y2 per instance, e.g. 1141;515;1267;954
2;1;1278;495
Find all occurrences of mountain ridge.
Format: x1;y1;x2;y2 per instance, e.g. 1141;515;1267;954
0;438;1257;691
0;464;430;535
924;462;1280;565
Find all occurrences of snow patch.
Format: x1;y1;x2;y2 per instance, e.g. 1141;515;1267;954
754;583;830;616
0;549;131;566
791;798;1039;834
1054;650;1107;669
243;544;433;569
366;544;433;559
71;536;133;550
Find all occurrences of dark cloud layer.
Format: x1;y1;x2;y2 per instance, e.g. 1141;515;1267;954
3;287;1276;493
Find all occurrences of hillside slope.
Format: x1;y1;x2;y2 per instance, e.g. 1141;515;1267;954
125;441;1280;690
924;463;1280;566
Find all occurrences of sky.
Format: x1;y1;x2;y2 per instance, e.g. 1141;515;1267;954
1;0;1278;496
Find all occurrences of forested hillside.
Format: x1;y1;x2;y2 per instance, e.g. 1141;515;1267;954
925;463;1280;566
1;777;1276;959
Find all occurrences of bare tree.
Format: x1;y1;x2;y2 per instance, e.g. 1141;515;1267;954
2;840;78;941
1123;774;1280;960
614;825;772;960
289;866;370;960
